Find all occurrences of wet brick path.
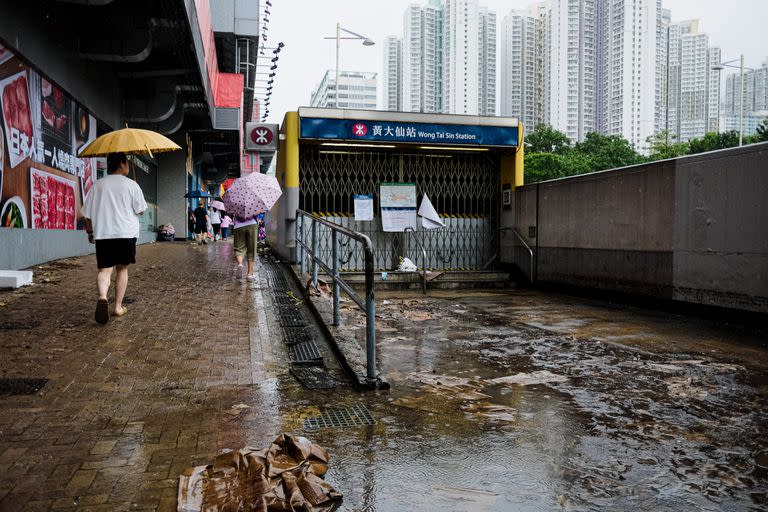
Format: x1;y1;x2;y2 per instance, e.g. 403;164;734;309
0;242;287;511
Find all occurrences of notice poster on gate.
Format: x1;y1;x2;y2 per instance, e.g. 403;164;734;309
380;182;417;232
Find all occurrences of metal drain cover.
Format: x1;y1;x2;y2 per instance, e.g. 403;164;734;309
303;403;375;429
288;341;324;365
0;378;49;395
282;326;315;346
291;366;339;390
276;310;305;327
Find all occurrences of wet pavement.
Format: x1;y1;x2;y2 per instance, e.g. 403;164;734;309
0;242;766;511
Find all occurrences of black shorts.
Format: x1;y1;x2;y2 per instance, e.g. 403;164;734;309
194;222;206;234
212;223;221;235
95;238;137;269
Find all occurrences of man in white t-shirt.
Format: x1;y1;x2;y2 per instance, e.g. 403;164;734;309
81;152;147;324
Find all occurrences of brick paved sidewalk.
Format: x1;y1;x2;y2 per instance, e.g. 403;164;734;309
0;242;288;511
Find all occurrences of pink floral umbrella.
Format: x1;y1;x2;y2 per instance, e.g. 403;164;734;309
222;172;282;220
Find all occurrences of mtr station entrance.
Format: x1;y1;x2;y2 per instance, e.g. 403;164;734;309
269;107;523;272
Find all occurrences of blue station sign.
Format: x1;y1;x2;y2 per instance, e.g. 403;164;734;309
300;117;519;147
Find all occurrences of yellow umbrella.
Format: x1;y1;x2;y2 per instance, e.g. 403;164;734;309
78;127;181;158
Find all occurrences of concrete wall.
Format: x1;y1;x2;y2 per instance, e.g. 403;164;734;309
0;229;154;271
673;145;768;311
504;143;768;313
156;151;189;239
0;4;122;128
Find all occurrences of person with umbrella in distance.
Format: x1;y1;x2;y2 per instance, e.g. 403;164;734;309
223;172;282;281
79;126;182;324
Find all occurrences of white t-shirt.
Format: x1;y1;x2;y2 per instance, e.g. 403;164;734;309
209;209;221;224
81;174;147;240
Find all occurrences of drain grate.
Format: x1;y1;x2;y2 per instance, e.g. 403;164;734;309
273;295;301;306
0;378;49;395
288;340;324;365
282;326;315;346
276;309;306;327
291;367;340;390
303;403;375;429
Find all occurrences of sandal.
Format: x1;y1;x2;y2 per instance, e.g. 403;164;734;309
95;298;110;325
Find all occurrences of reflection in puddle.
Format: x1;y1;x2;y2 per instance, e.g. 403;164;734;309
273;290;767;511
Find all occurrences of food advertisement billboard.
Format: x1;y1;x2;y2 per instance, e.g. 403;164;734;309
0;42;99;230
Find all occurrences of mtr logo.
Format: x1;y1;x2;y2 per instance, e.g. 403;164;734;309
352;123;368;137
250;127;274;145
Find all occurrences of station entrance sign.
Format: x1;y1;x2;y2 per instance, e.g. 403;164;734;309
300;117;518;147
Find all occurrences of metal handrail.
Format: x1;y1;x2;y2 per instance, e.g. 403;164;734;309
501;227;535;282
295;210;378;384
404;227;427;295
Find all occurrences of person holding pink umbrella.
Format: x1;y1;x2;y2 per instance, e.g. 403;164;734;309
223;173;282;281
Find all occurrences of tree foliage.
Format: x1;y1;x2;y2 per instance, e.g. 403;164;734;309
688;131;740;154
522;120;767;185
574;132;643;171
646;130;689;160
750;117;768;143
525;124;571;154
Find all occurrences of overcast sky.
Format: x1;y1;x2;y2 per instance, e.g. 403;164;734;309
261;0;768;123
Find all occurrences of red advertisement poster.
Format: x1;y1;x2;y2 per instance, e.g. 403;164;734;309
0;42;99;230
29;167;76;230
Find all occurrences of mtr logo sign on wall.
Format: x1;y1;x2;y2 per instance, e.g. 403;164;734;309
245;123;278;151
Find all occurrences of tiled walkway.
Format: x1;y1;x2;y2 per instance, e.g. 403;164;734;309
0;242;286;511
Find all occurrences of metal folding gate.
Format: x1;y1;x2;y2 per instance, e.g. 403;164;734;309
299;146;500;271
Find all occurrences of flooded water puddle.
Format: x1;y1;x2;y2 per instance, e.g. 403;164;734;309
272;291;768;511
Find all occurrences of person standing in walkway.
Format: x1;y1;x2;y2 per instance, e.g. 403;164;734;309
233;215;258;281
81;152;147;324
193;200;208;245
187;208;196;241
209;206;222;241
220;213;232;240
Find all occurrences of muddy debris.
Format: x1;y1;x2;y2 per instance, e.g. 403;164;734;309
178;434;342;512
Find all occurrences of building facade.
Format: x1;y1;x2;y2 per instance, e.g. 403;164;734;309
0;0;257;270
724;59;768;134
595;0;660;151
382;36;403;111
310;71;378;110
500;9;537;127
403;1;444;113
478;7;497;115
390;0;495;116
661;19;721;141
547;0;596;142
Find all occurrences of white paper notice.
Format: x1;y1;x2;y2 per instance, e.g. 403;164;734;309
354;194;374;221
418;193;445;229
381;208;418;232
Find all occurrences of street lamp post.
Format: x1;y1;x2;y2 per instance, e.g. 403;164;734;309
713;54;754;146
324;24;375;108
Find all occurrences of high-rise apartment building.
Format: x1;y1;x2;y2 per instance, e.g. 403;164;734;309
402;1;444;113
310;71;378;110
394;0;495;115
478;7;497;115
546;0;596;142
725;59;768;117
443;0;480;115
661;19;720;141
595;0;660;151
382;36;403;111
501;9;538;126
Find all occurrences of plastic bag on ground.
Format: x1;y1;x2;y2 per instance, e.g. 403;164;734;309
398;257;418;272
178;433;342;512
